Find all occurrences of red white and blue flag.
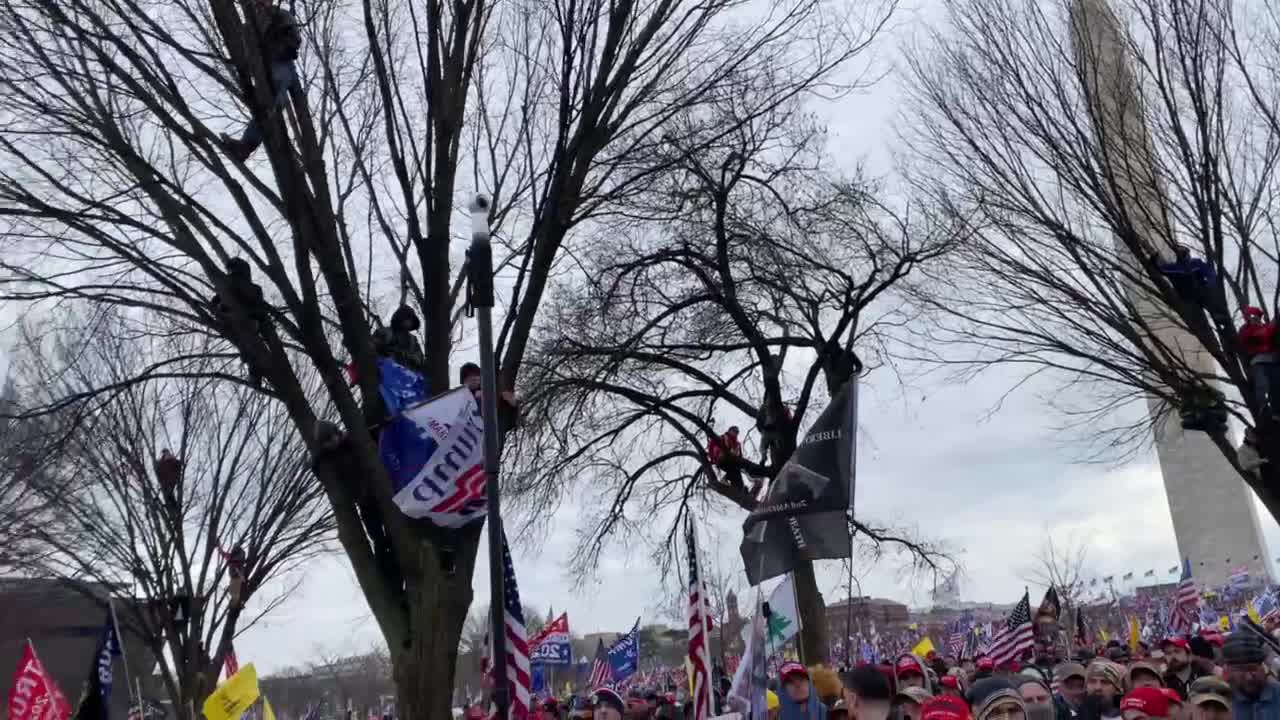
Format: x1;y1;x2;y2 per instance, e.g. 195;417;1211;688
1168;557;1199;634
588;639;611;687
686;519;712;720
379;385;487;527
530;614;572;665
482;532;531;720
982;591;1034;666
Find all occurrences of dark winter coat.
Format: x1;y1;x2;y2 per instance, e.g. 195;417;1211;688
259;7;302;63
1162;658;1216;701
1233;680;1280;720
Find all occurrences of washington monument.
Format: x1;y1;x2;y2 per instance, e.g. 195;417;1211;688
1070;0;1271;589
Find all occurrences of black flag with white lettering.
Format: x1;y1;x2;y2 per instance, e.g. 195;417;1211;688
740;379;857;585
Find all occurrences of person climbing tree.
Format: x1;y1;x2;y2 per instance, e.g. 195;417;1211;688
1237;307;1280;415
217;544;248;609
153;449;183;519
459;362;519;412
220;0;303;162
374;306;426;374
209;258;271;387
1152;246;1228;325
1178;384;1228;434
758;401;792;466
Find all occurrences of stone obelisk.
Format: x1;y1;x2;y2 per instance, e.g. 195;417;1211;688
1070;0;1271;588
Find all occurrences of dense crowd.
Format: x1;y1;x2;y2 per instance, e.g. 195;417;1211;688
487;627;1278;720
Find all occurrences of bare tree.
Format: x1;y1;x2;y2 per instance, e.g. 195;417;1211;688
0;0;886;709
7;318;333;714
507;84;961;662
1021;531;1093;611
904;0;1280;518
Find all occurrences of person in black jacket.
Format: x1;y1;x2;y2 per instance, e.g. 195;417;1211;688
222;0;303;161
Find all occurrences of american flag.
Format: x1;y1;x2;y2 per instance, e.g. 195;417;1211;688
1168;557;1199;634
983;591;1034;666
484;531;532;720
947;620;966;658
686;519;713;720
588;638;611;687
1229;565;1250;592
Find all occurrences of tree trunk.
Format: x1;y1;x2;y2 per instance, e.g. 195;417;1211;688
792;558;828;666
390;539;477;720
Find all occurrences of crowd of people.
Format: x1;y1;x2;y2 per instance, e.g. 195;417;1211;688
496;627;1278;720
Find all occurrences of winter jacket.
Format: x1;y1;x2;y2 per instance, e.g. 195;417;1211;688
1240;321;1277;358
1233;680;1280;720
778;688;827;720
259;7;302;63
1159;256;1217;287
1162;658;1215;700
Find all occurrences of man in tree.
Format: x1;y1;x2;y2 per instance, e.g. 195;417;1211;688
1238;307;1279;414
221;0;302;161
209;258;271;387
374;307;426;375
1153;247;1224;322
154;449;182;519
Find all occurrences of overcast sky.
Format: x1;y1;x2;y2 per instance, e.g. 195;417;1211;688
228;0;1280;674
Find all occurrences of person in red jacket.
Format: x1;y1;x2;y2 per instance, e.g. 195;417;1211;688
1238;306;1280;412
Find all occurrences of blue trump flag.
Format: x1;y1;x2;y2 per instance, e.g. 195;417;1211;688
378;386;487;527
606;619;641;684
73;610;122;720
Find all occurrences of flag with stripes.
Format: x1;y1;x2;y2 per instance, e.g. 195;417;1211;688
223;646;239;680
686;519;713;720
588;639;611;687
484;531;532;720
983;591;1034;666
947;620;966;658
1168;557;1199;634
1229;565;1250;592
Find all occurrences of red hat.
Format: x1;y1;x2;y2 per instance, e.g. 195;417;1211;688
540;698;559;712
1160;637;1189;651
976;657;995;671
465;707;485;720
926;650;939;661
780;662;809;681
940;676;961;690
1200;630;1225;648
1245;306;1265;318
1120;687;1170;718
1160;689;1183;706
921;697;971;720
896;655;924;676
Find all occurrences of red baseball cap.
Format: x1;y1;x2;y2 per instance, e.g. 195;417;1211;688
780;662;809;680
1120;687;1170;718
1160;637;1189;652
940;676;961;690
896;655;924;676
1160;689;1182;707
976;657;995;671
921;697;971;720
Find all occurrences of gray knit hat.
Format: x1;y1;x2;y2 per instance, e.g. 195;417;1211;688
1223;632;1266;666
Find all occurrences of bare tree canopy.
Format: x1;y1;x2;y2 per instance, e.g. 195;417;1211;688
6;315;333;711
508;77;961;662
1021;531;1092;611
0;0;894;707
905;0;1280;518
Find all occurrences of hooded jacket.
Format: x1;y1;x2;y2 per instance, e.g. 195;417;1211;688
778;684;828;720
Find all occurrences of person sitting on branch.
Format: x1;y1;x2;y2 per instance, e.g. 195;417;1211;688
153;449;183;519
217;544;249;610
209;258;270;388
1238;306;1280;415
1152;246;1229;325
221;0;303;162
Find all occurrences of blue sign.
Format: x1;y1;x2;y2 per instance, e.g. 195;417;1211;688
607;620;641;683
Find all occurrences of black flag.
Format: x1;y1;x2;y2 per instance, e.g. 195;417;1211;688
740;379;857;585
73;611;122;720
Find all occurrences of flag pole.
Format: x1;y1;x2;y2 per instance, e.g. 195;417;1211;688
109;597;139;711
468;193;509;720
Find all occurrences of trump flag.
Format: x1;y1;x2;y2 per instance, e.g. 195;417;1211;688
379;387;487;527
530;614;572;665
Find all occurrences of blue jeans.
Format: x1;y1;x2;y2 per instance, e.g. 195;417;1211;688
1252;361;1280;410
239;60;298;151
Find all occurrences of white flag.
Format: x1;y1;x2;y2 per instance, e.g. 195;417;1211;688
739;575;801;648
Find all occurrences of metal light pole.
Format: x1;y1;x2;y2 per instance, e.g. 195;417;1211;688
469;193;509;720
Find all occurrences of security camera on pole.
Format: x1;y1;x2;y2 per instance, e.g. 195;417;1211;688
468;193;509;720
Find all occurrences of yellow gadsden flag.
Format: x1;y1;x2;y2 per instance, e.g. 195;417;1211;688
1127;617;1140;651
203;663;260;720
911;637;936;658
